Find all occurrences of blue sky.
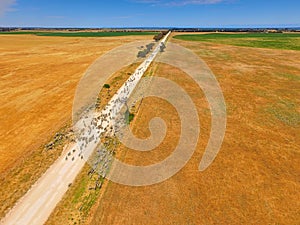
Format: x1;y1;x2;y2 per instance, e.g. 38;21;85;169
0;0;299;27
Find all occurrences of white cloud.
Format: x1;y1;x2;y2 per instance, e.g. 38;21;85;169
0;0;16;16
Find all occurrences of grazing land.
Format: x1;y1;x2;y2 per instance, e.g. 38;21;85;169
0;31;157;37
1;31;299;224
173;33;300;50
86;34;299;224
0;34;153;219
45;63;140;225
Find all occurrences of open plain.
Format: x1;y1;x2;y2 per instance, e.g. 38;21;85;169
0;33;154;219
86;33;299;224
1;31;299;225
1;0;300;224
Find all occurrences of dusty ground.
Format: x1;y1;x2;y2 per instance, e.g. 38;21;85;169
88;38;299;224
0;34;153;218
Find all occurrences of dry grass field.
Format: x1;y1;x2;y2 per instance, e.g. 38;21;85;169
1;32;299;224
0;34;153;174
0;34;153;218
87;35;299;224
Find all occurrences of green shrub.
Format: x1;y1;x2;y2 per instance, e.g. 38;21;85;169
103;84;110;89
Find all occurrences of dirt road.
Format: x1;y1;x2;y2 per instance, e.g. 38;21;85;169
1;32;170;225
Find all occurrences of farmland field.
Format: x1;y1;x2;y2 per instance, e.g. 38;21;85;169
84;34;299;224
1;31;299;224
173;33;300;50
0;31;158;37
0;34;154;219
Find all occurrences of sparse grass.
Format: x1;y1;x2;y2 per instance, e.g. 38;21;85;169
252;89;269;98
96;63;140;111
0;34;146;177
265;99;300;127
0;35;153;223
0;31;157;37
88;38;300;224
275;73;300;81
173;33;300;50
45;164;103;225
20;173;31;183
45;132;67;150
110;75;123;84
0;124;72;219
195;49;232;61
3;31;299;225
72;176;88;204
126;112;135;124
46;63;140;225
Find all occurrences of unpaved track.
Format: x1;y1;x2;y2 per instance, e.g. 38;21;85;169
0;144;85;225
1;32;170;225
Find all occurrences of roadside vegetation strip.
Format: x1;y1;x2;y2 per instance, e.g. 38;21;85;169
173;33;300;50
46;38;169;225
0;31;158;37
0;123;72;219
2;32;170;225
